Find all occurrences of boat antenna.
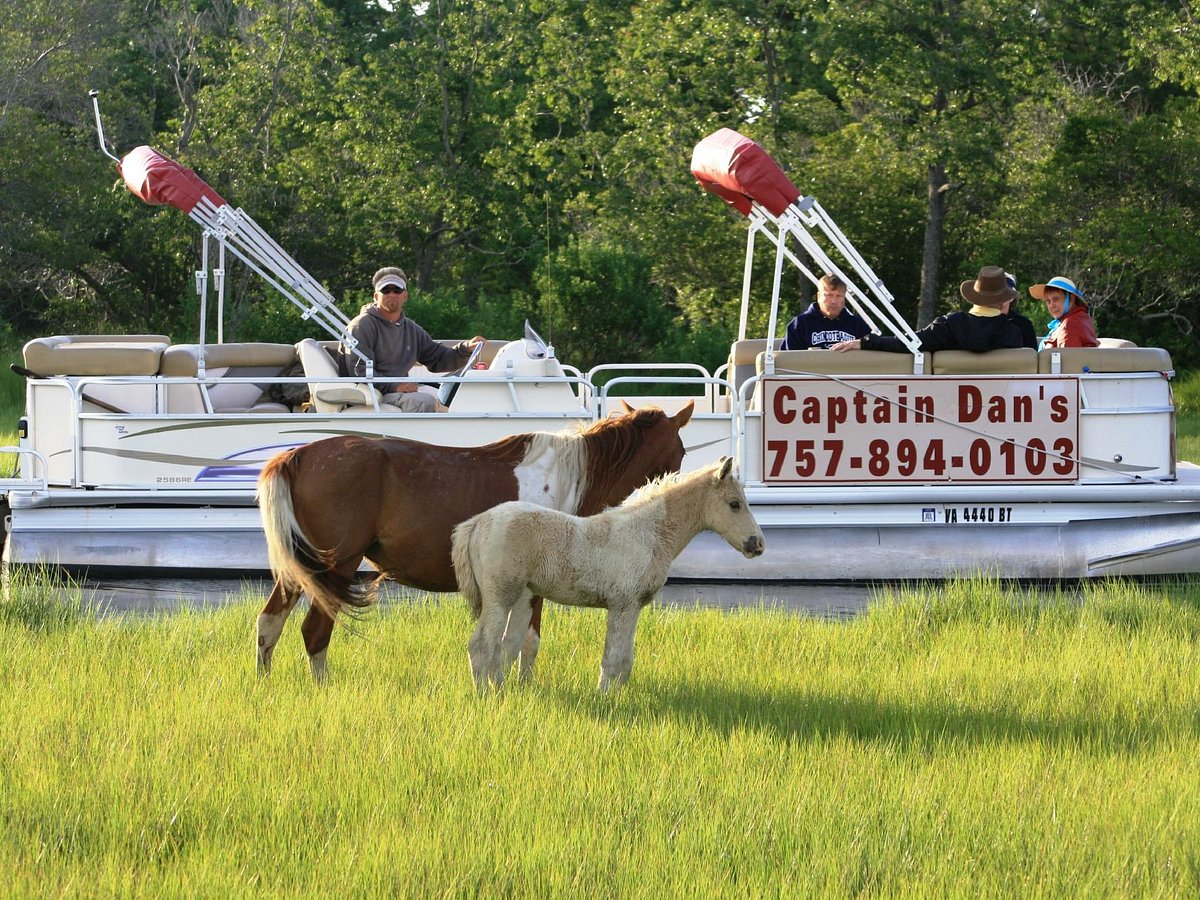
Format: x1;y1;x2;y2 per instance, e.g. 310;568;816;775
88;90;121;163
544;189;553;346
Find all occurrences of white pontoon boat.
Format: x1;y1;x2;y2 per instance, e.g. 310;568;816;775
3;108;1198;581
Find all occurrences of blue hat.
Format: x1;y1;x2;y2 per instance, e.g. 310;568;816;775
1029;276;1085;305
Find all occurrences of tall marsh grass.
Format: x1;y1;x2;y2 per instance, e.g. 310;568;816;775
2;578;1199;895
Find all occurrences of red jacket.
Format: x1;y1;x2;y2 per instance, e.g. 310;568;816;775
1041;304;1098;348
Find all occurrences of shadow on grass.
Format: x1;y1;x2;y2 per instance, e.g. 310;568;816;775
548;677;1197;756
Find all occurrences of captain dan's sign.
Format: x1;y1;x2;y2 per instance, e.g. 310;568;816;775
762;376;1080;484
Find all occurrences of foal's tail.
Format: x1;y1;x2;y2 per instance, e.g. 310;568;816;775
450;517;484;619
258;450;375;621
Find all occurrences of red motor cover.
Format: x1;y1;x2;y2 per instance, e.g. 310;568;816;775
690;128;800;218
118;145;227;214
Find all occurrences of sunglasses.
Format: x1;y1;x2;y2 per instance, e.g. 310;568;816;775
379;285;406;294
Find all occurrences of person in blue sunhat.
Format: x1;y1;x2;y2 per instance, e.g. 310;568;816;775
1030;275;1098;349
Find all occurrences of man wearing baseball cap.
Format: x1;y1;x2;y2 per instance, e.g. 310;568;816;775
339;266;485;412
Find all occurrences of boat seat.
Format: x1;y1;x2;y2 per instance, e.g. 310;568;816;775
21;334;172;415
1038;347;1173;374
931;348;1038;375
760;349;931;376
296;338;405;414
22;334;171;376
1097;337;1137;348
729;339;782;392
159;343;296;413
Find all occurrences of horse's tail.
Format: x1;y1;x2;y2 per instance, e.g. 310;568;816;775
450;516;484;619
258;450;376;621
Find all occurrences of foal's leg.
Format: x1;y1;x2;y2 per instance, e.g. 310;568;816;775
519;596;544;681
500;590;534;681
257;579;302;676
468;590;516;692
300;605;336;684
597;602;644;692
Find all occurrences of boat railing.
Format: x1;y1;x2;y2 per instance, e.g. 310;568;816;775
0;447;48;491
589;370;731;417
40;370;598;417
587;363;719;414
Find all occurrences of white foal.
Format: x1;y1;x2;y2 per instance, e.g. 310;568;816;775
452;456;764;692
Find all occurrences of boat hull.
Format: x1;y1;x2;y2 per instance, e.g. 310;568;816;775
8;478;1200;582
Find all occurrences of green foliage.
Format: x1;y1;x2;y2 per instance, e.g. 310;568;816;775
1;0;1198;366
536;234;672;370
0;567;88;633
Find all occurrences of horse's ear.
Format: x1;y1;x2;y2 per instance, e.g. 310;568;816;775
671;399;695;429
717;455;734;480
620;399;636;414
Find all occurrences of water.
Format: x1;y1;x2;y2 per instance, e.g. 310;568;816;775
72;577;875;619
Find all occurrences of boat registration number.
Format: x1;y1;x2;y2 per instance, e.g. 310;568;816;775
940;506;1015;524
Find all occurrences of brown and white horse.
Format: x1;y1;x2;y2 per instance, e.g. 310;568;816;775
452;456;764;692
256;402;693;680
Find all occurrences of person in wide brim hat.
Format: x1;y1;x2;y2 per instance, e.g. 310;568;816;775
1029;276;1085;305
960;265;1019;309
830;265;1026;354
1030;274;1098;349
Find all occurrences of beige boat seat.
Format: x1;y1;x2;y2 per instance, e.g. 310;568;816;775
931;348;1038;375
159;343;295;413
760;348;931;376
20;334;173;414
1097;337;1137;348
728;339;782;393
1038;347;1173;374
22;334;171;376
296;338;407;414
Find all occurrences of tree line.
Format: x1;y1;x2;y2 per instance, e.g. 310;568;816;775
2;0;1198;371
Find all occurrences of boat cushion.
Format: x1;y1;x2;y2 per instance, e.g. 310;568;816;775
23;334;171;376
762;349;930;376
931;348;1038;375
1038;347;1173;374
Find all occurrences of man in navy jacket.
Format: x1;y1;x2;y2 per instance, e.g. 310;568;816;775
781;274;871;350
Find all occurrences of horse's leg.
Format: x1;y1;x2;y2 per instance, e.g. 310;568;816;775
468;591;514;693
300;604;336;684
499;590;534;681
597;602;644;692
257;579;302;676
519;596;544;681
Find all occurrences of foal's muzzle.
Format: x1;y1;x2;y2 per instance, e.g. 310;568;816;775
743;534;765;557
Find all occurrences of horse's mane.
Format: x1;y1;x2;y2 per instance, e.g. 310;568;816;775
478;408;677;515
576;408;675;509
619;459;720;508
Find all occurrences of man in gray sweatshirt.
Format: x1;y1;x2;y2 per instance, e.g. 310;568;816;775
340;266;485;412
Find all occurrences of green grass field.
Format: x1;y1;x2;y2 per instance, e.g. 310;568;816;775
2;575;1199;895
2;355;1200;894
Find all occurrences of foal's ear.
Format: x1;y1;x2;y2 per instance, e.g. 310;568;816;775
717;455;734;480
620;398;636;414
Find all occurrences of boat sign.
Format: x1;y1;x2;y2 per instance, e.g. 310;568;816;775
761;376;1080;485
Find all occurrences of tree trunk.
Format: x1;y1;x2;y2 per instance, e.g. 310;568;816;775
918;162;948;327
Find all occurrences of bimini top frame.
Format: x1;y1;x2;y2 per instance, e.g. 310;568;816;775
88;90;372;379
690;128;922;371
